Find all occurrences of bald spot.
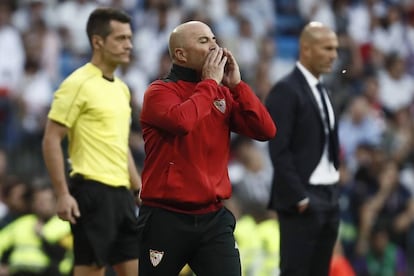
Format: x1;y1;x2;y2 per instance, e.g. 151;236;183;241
299;21;335;47
168;21;209;60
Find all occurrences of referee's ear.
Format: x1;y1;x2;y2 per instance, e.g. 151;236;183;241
92;35;104;51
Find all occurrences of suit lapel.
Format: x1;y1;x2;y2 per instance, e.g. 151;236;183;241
324;87;338;125
293;68;325;125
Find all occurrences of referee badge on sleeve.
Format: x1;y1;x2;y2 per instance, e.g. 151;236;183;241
150;249;164;267
213;99;226;113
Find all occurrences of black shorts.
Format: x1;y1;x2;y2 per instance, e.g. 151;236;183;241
137;205;241;276
69;177;140;267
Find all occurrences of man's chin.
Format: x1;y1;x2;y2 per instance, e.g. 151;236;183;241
119;58;131;65
322;68;333;74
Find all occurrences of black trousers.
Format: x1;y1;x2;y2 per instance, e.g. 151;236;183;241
69;177;140;266
137;205;241;276
278;205;339;276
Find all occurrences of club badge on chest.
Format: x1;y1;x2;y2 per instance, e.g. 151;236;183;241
213;99;226;114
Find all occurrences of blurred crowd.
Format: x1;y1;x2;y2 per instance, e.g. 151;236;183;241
1;0;414;275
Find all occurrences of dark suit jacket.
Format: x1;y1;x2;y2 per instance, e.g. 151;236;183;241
265;66;340;213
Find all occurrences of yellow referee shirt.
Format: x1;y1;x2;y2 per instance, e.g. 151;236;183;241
48;63;131;187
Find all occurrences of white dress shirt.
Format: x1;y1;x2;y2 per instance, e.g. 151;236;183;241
296;62;339;185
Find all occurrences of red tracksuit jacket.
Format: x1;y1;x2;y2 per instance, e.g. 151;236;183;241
140;64;276;214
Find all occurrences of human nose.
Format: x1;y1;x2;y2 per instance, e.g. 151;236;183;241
210;40;219;49
125;38;133;50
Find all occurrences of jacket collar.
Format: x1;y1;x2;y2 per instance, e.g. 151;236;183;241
167;64;200;83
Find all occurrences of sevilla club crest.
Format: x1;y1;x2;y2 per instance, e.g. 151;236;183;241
149;249;164;267
213;99;226;113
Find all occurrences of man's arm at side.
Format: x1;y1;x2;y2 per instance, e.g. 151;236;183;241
42;119;80;224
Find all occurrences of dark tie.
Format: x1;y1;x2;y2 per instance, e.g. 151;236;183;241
316;82;336;164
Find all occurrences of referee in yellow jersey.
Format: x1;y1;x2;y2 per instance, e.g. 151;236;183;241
42;8;141;276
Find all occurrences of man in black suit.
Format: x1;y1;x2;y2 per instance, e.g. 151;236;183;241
265;22;340;276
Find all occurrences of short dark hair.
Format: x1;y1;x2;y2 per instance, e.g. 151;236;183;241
86;7;131;46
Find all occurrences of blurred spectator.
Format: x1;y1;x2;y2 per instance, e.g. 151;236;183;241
337;162;359;260
329;240;356;276
371;4;407;59
338;95;384;172
0;0;24;93
298;0;335;30
353;144;386;209
331;0;351;35
228;135;278;275
53;0;98;57
11;57;52;175
356;160;414;258
98;0;137;12
20;16;61;85
251;60;272;102
274;0;303;36
258;35;295;86
347;0;387;63
57;30;90;86
326;30;364;113
117;53;148;170
16;57;53;140
354;220;407;276
227;194;280;276
238;0;275;38
132;0;180;79
53;0;99;82
150;47;172;82
229;135;273;214
213;0;241;43
0;178;73;276
404;8;414;76
116;54;150;110
183;0;228;24
12;0;56;33
227;16;260;84
0;175;28;230
229;135;279;276
381;106;414;166
360;74;384;118
234;212;280;276
0;0;24;150
378;52;414;115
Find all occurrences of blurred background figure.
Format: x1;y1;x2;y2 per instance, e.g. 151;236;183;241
338;95;385;173
0;0;24;151
354;221;407;276
228;135;279;275
378;52;414;116
353;159;414;270
229;135;273;214
0;178;73;276
329;240;356;276
230;195;280;276
0;175;28;230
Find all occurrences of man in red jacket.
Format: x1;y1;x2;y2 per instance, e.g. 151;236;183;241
138;20;276;275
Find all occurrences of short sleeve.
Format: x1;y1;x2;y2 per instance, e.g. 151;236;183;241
48;79;84;128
